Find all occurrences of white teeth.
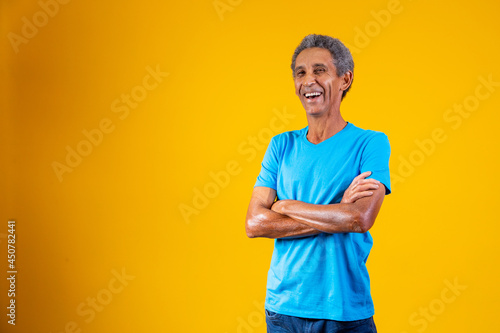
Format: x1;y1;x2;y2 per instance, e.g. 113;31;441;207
305;92;321;97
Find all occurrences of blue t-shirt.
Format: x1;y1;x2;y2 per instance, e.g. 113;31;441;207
254;122;391;321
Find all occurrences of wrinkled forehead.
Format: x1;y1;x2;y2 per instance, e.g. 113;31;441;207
294;47;336;70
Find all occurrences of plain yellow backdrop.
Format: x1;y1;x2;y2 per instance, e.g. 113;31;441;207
1;0;499;332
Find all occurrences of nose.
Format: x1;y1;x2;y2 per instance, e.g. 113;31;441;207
303;72;316;87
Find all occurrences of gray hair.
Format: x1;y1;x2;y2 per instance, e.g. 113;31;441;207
291;34;354;99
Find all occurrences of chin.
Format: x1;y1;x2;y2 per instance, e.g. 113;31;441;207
304;106;325;116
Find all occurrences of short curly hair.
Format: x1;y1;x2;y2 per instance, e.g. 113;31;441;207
291;34;354;99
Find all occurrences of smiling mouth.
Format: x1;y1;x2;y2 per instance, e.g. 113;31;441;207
303;92;323;100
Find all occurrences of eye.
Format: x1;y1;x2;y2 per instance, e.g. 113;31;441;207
314;68;326;74
296;70;305;77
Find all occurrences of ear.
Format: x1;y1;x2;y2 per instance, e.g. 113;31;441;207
340;71;353;92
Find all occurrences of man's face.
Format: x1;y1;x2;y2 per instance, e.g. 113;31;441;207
294;47;349;116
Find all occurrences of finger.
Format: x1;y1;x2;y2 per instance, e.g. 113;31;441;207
357;180;380;188
356;179;380;188
341;197;352;204
354;171;372;181
352;179;377;191
351;191;374;201
356;184;379;192
358;178;380;184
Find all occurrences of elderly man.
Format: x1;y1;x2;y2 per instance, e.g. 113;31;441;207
245;34;391;333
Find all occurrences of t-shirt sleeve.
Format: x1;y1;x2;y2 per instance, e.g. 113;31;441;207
361;132;392;195
254;136;280;190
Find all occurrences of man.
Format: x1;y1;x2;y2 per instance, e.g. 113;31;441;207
245;34;391;333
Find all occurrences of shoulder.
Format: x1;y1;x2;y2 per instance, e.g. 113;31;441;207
271;127;306;146
348;123;390;146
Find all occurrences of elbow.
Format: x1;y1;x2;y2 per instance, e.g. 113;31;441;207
350;211;374;233
245;210;272;238
246;225;257;238
245;215;261;238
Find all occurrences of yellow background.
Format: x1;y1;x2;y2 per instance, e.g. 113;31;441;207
1;0;499;332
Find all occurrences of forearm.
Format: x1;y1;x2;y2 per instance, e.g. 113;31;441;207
274;200;365;233
276;184;386;234
246;206;322;239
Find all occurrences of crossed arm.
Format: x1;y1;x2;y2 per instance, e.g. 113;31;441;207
245;172;386;239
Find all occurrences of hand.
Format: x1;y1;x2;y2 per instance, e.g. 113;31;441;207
341;171;381;204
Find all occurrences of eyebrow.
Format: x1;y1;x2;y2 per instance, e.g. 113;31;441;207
294;63;328;71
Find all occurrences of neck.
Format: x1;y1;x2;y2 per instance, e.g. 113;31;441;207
306;110;347;144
